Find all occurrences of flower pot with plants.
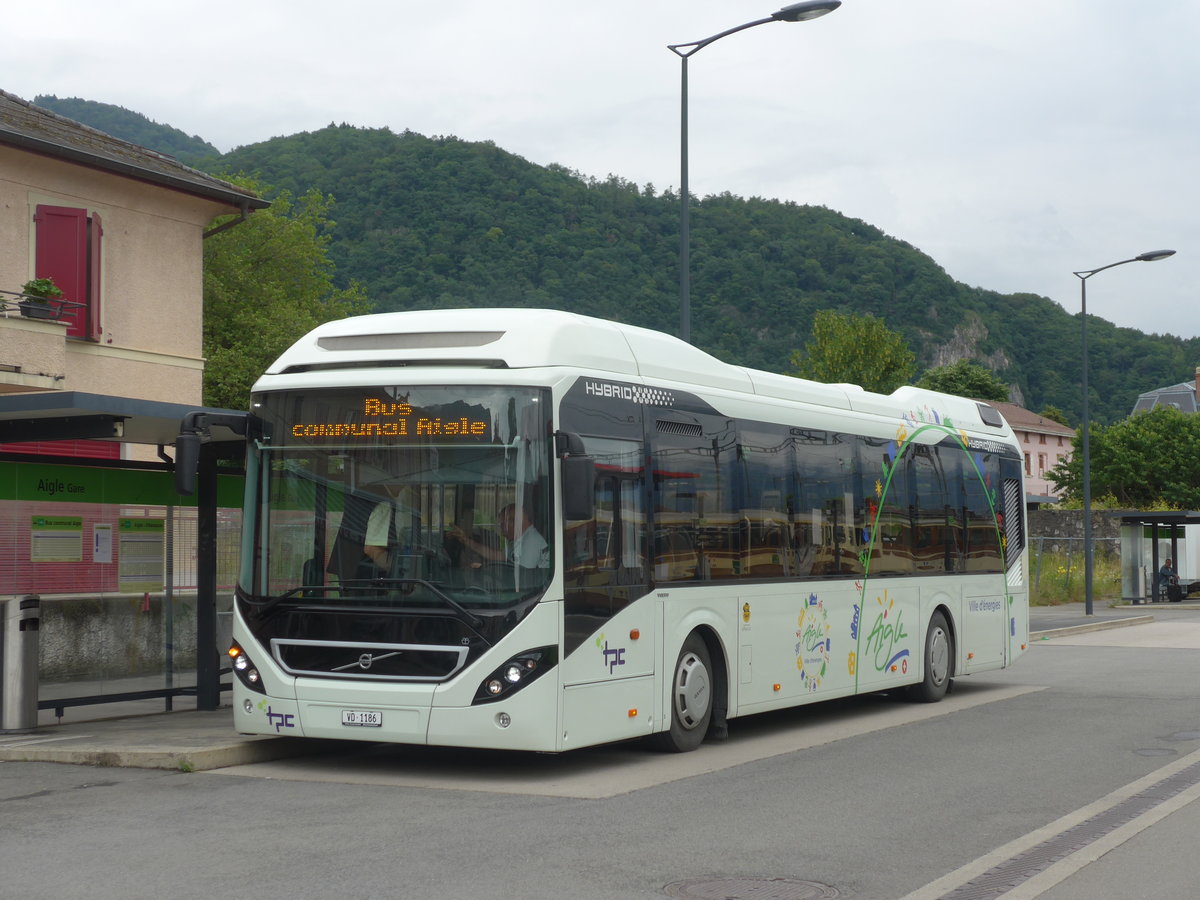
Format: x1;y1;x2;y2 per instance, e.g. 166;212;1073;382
18;277;64;320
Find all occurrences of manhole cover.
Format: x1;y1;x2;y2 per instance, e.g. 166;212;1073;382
1166;731;1200;742
1134;747;1178;757
664;878;839;899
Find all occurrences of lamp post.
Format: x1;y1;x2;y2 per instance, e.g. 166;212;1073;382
668;0;840;344
1074;249;1176;615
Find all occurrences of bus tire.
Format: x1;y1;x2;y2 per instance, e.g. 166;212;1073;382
908;610;953;703
650;632;713;752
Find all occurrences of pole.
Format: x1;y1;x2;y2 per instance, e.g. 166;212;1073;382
1080;277;1093;615
196;443;220;709
679;55;690;344
668;2;840;346
1074;249;1175;616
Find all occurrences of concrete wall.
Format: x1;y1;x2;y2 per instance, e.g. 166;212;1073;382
33;593;232;684
1027;508;1122;556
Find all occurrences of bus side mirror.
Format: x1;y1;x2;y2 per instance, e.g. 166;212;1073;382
174;432;201;496
561;455;595;521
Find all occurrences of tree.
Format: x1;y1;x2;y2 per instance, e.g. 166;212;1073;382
1047;406;1200;508
916;359;1009;402
788;310;915;393
1039;405;1070;426
203;180;369;408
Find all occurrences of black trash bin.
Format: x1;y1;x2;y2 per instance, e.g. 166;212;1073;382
1;595;41;733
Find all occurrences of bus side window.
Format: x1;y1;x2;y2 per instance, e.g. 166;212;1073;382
963;452;1003;573
618;480;645;584
736;428;794;579
595;477;617;570
910;449;944;573
863;436;914;576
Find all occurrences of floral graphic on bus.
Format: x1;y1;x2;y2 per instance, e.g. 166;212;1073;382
848;600;861;676
795;593;831;692
863;591;910;676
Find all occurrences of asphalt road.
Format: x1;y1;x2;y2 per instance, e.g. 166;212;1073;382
4;611;1200;900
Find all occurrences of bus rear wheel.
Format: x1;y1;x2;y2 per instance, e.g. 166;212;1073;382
650;633;713;752
908;611;953;703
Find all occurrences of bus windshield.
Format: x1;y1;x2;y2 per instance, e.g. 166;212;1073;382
242;385;553;616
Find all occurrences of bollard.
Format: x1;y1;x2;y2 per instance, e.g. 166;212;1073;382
1;595;41;733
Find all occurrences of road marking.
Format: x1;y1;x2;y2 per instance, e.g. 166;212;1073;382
902;746;1200;899
210;683;1042;798
1041;621;1200;650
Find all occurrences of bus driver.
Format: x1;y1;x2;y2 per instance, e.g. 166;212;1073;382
450;504;548;569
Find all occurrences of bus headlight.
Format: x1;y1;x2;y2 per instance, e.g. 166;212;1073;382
473;646;557;705
228;641;266;695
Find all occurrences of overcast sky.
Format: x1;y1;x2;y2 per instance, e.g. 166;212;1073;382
9;0;1198;342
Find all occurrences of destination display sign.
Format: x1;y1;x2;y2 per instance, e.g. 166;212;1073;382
289;397;491;441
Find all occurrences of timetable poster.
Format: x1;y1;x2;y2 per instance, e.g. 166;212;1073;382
118;518;165;592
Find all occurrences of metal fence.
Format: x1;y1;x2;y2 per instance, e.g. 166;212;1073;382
0;500;242;719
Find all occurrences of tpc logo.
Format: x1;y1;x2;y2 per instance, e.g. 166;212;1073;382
600;637;626;674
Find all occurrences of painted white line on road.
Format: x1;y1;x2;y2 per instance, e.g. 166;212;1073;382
1007;777;1200;899
902;746;1200;900
210;683;1043;798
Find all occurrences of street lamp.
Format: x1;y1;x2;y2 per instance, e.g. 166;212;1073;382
1074;249;1176;615
668;0;840;344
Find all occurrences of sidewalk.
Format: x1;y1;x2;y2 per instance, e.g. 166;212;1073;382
0;601;1177;772
0;707;324;771
1030;599;1200;636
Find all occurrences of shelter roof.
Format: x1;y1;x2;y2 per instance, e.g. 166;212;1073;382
1113;511;1200;527
0;391;245;447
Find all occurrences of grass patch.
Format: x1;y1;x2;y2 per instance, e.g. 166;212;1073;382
1030;550;1120;606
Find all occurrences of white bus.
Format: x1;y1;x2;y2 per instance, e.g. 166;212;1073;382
225;308;1028;752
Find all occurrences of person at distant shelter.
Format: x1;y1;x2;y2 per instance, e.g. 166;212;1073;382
1160;558;1181;601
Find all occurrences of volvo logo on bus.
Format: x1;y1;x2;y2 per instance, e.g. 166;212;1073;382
331;650;403;673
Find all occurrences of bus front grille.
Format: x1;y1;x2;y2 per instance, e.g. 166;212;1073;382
270;638;469;682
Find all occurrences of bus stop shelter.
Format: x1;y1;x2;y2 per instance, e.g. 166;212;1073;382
0;390;246;721
1116;511;1200;604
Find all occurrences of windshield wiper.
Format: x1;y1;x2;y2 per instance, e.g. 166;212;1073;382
366;578;485;630
239;584;327;618
241;581;485;630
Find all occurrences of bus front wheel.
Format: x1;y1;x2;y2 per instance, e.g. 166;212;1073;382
650;632;713;752
908;610;953;702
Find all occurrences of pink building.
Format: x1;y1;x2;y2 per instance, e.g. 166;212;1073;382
988;401;1075;506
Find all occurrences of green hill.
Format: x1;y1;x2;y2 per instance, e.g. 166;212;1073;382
214;125;1199;424
36;95;1198;424
33;95;220;166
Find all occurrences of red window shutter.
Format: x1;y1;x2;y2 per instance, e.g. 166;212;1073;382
88;212;103;341
34;205;88;338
